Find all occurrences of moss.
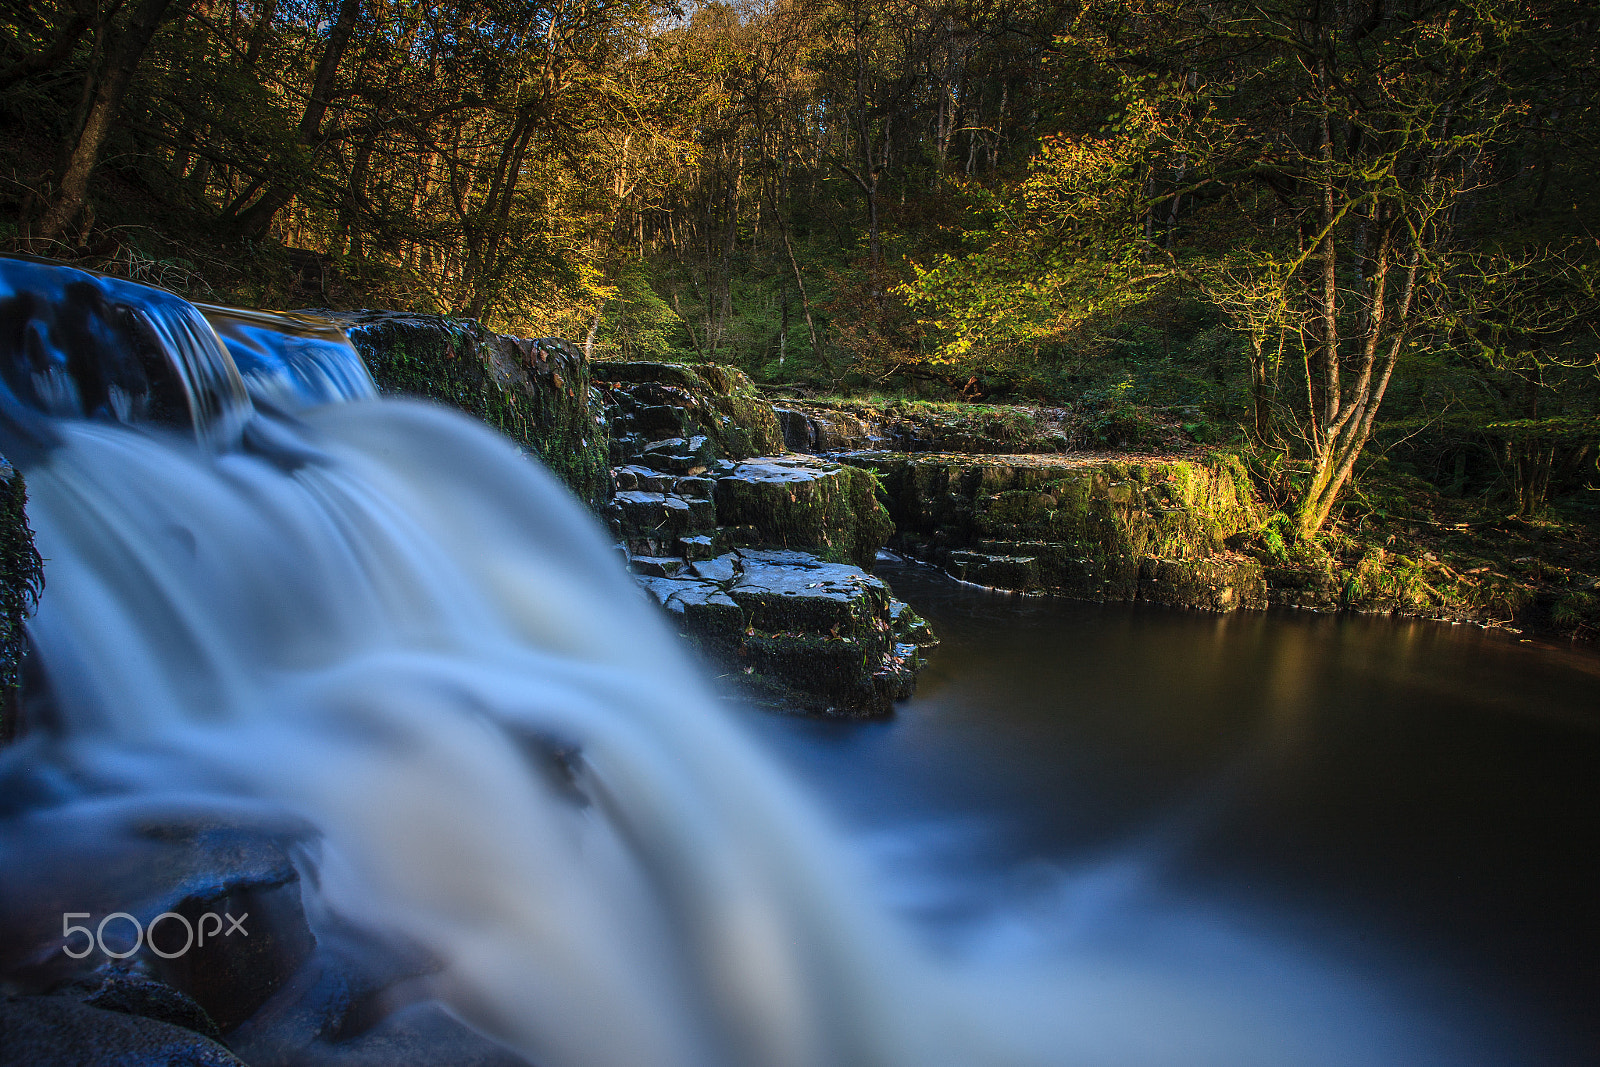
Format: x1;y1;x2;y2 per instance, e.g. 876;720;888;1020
0;464;43;740
595;360;783;459
852;452;1262;608
1139;555;1268;611
347;314;610;510
713;460;892;569
785;397;1078;454
1551;590;1599;637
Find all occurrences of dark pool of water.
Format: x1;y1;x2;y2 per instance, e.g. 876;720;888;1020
748;558;1600;1066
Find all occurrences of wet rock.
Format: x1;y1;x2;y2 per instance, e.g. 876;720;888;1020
635;549;937;716
947;551;1040;590
1263;564;1342;610
845;451;1264;611
713;457;892;569
148;873;317;1032
0;465;40;733
677;534;717;561
612;465;671;494
1138;555;1268;611
640;435;716;474
56;971;222;1041
774;405;888;453
0;995;245;1066
0;806;315;1015
608;491;717;550
777;400;1078;456
223;918;447;1067
592;363;927;709
337;314;609;510
628;556;686;578
594;361;782;460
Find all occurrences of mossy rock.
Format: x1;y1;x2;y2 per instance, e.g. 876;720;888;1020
339;313;610;510
845;451;1263;610
634;548;935;716
776;399;1075;455
594;360;783;460
713;457;893;569
0;462;42;740
1138;554;1268;611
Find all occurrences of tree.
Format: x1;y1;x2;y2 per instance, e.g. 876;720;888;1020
34;0;189;243
905;0;1593;536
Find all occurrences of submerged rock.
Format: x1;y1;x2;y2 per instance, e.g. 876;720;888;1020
0;804;530;1066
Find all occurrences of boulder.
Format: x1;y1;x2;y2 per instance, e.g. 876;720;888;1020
636;549;937;716
0;807;315;1020
339;313;609;510
713;457;892;570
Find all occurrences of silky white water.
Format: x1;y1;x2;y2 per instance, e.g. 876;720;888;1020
12;399;1412;1067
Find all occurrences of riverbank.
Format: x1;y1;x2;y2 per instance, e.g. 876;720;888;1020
1;307;1594;728
775;397;1599;643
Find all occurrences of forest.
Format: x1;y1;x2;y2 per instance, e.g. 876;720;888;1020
1;0;1596;555
3;7;1600;1062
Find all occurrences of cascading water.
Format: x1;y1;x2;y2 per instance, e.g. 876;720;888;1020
0;257;1408;1066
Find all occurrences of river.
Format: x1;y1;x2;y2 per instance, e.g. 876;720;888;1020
754;558;1600;1066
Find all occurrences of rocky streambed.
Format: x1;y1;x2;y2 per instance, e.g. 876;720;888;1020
0;805;527;1067
332;318;1290;717
4;302;1579;1067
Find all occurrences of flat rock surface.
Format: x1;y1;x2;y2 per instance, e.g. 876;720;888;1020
0;996;245;1066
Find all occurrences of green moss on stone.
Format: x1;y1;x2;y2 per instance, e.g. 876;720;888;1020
346;314;610;510
714;458;893;569
851;452;1263;608
594;360;783;459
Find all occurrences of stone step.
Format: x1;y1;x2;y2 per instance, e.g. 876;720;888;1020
609;491;717;535
712;455;891;569
613;464;672;493
632;547;937;716
677;534;717;561
628;555;686;578
946;550;1041;589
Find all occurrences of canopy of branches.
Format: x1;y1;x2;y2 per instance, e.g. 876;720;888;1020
2;0;1596;530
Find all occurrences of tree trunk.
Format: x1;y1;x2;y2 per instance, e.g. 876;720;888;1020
36;0;183;243
227;0;362;238
0;4;95;92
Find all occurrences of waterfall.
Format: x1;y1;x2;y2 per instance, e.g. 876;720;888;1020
0;256;1384;1067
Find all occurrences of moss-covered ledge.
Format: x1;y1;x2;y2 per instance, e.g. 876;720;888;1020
712;456;893;569
843;450;1265;608
594;360;784;460
335;312;610;510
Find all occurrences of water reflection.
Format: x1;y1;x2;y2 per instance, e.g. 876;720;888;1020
753;558;1600;1066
